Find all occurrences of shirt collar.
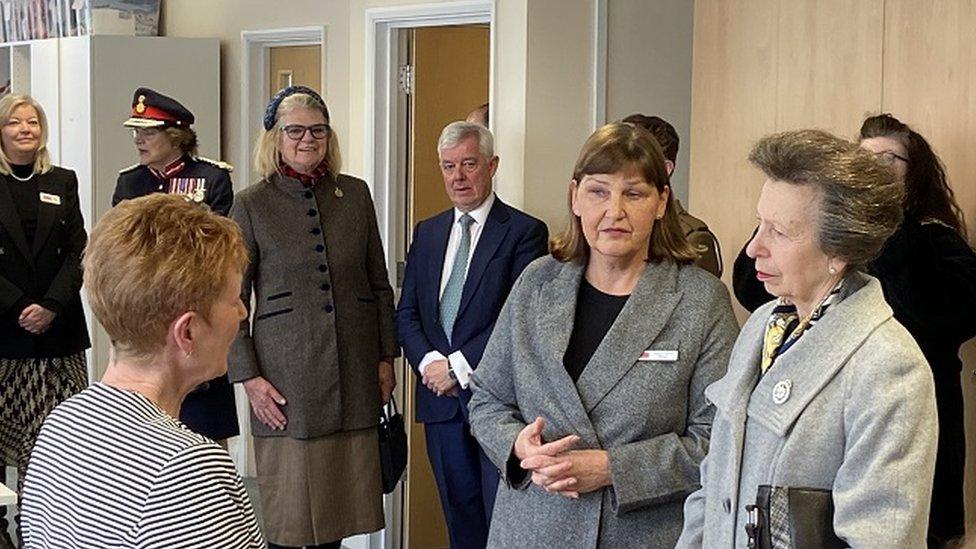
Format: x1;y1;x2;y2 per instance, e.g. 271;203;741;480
454;192;495;226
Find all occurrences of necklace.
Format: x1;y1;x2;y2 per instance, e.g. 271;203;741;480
8;170;34;182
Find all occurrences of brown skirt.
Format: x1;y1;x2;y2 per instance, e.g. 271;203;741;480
254;427;384;546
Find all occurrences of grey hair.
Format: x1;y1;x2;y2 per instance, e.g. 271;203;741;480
437;121;494;158
749;129;904;270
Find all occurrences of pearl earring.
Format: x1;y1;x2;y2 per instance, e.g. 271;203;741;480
828;266;837;275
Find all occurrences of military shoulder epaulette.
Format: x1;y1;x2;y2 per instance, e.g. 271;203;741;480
118;163;141;174
195;156;234;172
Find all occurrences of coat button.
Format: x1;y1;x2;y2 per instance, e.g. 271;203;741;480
304;191;314;199
320;283;330;291
323;304;334;313
315;244;325;252
0;247;4;255
310;227;321;235
318;264;328;272
307;208;317;217
772;379;792;405
723;498;732;513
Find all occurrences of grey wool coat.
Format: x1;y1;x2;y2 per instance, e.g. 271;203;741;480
229;172;398;439
468;255;739;549
676;273;938;548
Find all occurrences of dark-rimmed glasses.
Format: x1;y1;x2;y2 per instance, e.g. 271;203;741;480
282;124;330;141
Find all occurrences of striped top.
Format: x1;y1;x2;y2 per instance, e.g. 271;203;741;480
22;383;264;548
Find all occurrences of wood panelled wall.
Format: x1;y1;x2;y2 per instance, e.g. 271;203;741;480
690;0;976;531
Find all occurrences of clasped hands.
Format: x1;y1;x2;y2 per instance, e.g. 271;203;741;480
514;417;610;499
19;304;56;335
423;359;458;397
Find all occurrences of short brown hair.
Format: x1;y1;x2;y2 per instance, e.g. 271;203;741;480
164;126;199;156
551;122;697;264
621;114;679;163
84;194;248;357
749;129;903;269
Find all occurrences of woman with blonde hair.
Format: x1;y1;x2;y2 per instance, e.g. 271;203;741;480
468;122;738;548
230;86;397;548
0;94;89;546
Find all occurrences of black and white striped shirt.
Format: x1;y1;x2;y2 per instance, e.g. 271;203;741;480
22;383;265;548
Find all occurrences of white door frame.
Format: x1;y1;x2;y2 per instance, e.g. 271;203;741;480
240;26;326;189
364;0;492;278
364;3;491;548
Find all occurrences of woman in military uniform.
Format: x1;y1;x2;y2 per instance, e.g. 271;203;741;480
111;87;240;443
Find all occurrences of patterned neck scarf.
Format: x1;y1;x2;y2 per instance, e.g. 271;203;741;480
278;159;330;188
760;279;843;374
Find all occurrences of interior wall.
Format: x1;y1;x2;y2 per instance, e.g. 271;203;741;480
690;0;976;531
160;0;351;188
605;0;694;204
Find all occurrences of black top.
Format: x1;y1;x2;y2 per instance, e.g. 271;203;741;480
563;278;629;383
731;218;976;540
0;166;90;359
8;163;38;244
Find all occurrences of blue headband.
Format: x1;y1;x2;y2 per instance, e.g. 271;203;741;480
263;86;330;130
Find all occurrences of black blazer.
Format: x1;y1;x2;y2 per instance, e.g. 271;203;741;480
0;167;90;359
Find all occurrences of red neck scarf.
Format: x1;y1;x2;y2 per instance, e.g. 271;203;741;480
278;161;330;188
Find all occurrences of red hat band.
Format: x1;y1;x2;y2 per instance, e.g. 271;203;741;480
132;104;181;125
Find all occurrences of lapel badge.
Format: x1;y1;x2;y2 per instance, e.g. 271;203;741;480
136;94;147;114
334;186;344;198
772;379;792;405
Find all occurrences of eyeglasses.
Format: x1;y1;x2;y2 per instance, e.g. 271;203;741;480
876;151;909;165
132;128;162;139
282;124;330;141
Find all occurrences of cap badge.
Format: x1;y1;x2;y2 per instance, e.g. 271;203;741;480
135;95;147;114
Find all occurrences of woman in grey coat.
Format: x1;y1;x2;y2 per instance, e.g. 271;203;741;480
467;122;739;548
229;86;398;548
677;130;938;548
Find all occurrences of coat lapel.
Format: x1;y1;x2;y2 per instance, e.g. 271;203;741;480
535;261;599;444
747;274;889;437
427;209;454;340
575;261;682;413
456;200;510;320
0;175;35;265
32;173;60;257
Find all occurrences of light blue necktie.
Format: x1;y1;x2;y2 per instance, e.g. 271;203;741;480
440;214;474;344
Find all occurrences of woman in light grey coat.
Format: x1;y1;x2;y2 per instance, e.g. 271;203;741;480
468;123;739;548
677;130;938;548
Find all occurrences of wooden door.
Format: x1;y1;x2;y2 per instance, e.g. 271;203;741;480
268;45;321;99
405;24;489;549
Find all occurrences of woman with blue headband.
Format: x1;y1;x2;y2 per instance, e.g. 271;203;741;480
229;86;398;548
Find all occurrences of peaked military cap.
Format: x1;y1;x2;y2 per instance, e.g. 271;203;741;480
123;87;195;128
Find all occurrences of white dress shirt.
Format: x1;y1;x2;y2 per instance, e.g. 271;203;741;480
418;192;496;389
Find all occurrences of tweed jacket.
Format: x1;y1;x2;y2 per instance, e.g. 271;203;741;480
468;256;739;549
0;168;90;359
229;172;398;439
677;273;937;548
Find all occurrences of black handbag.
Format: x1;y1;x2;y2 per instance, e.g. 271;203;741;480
378;395;408;494
745;485;849;549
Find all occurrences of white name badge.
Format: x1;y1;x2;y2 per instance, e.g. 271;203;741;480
639;349;678;362
39;192;61;205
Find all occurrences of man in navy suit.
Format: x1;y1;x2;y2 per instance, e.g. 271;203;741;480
396;121;548;548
